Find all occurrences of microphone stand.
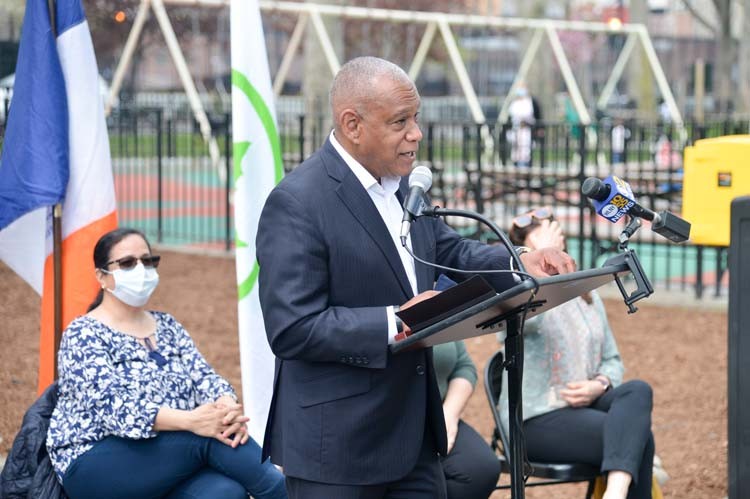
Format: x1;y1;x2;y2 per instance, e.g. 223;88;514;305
419;204;531;499
421;205;526;273
605;215;654;313
413;205;653;498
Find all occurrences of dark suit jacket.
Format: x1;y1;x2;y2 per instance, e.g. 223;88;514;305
256;138;513;485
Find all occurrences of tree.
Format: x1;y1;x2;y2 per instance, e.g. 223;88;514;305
738;0;750;111
680;0;738;113
0;0;24;40
627;0;656;119
83;0;231;92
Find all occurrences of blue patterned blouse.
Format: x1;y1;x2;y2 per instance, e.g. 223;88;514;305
46;312;236;480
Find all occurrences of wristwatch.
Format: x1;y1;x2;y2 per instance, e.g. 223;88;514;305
510;246;531;272
594;375;611;392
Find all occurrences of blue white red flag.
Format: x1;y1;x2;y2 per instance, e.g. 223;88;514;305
0;0;117;391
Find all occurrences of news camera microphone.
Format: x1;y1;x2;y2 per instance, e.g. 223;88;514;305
400;165;432;246
581;176;691;243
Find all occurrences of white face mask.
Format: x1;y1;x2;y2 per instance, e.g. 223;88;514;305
102;262;159;307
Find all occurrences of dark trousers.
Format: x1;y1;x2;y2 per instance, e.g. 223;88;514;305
285;428;446;499
62;431;287;499
524;380;654;499
440;420;501;499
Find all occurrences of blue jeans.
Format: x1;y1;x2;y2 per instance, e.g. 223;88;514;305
62;431;287;499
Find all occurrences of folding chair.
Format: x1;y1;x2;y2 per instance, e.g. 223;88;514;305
484;350;599;497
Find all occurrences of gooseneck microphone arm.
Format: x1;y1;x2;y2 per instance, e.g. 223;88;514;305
618;216;642;250
400;165;532;284
419;205;527;275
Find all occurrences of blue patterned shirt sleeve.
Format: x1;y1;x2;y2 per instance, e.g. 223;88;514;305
56;322;161;440
167;314;236;404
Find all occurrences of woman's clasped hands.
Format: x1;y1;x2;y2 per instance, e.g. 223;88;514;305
189;396;250;448
558;380;607;408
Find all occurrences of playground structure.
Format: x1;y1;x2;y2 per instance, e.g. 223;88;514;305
103;0;684;176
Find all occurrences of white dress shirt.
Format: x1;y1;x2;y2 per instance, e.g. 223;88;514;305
330;131;418;344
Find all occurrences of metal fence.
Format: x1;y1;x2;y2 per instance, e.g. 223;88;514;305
107;107;233;250
1;98;742;298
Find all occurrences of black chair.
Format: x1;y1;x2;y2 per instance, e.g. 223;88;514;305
484;350;600;497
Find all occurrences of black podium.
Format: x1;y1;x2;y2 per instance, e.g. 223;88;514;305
390;257;633;499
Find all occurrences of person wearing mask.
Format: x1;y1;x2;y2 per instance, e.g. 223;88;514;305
46;227;287;499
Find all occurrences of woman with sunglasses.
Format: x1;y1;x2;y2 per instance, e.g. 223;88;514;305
498;209;656;499
46;228;287;499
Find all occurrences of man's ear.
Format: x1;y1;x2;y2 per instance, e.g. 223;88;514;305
338;108;362;144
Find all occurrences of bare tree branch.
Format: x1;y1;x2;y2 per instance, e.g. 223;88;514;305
681;0;718;33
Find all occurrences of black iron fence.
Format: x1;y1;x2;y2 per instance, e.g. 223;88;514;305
107;107;233;250
0;99;743;297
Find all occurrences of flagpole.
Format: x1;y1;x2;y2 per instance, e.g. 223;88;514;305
47;0;63;378
53;204;63;377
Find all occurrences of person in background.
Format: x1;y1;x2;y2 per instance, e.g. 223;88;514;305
498;208;655;499
508;84;535;127
46;227;287;499
510;120;533;167
611;117;631;165
508;84;536;167
435;324;501;497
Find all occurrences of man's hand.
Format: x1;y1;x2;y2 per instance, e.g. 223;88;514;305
398;290;441;335
519;247;576;277
400;290;440;310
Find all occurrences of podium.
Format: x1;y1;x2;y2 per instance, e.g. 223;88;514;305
390;256;634;499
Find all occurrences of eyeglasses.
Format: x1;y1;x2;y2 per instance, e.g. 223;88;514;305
512;207;553;228
104;255;161;270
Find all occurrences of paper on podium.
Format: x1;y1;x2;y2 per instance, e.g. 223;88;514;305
391;262;630;353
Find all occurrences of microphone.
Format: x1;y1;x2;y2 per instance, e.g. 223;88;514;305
400;165;433;245
582;176;691;243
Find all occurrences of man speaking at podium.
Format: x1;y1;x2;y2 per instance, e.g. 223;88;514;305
256;56;575;499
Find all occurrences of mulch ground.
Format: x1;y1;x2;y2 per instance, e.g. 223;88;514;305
0;250;728;498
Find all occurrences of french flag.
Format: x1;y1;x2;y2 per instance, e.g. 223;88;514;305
0;0;117;392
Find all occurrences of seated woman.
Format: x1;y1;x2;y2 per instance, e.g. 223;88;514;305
435;339;501;498
46;228;287;499
498;208;655;499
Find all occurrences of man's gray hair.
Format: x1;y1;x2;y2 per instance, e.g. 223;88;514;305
329;57;412;117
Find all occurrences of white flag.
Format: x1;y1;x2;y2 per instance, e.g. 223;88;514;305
230;0;283;444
